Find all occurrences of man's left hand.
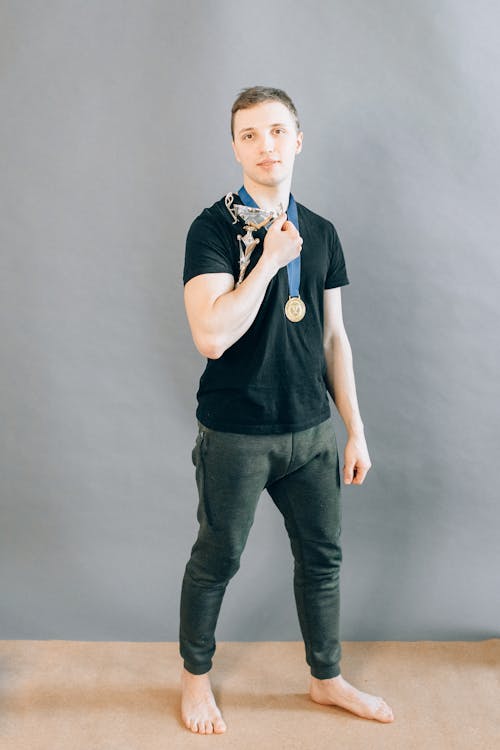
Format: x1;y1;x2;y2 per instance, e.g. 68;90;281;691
343;435;372;485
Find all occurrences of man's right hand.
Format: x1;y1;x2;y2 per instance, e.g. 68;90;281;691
262;213;303;274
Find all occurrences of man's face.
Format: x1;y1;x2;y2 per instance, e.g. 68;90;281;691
231;100;303;188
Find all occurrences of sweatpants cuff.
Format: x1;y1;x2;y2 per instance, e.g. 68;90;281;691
310;664;341;679
183;660;212;676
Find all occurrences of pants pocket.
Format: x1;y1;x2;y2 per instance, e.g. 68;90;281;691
191;426;207;466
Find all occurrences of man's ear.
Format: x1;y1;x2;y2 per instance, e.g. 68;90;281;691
231;140;241;163
296;131;304;155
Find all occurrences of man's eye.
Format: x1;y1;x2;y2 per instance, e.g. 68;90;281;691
243;134;253;140
274;129;285;134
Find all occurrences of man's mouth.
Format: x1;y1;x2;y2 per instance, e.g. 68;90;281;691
258;160;280;167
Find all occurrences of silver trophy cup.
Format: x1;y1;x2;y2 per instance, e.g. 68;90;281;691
225;193;284;285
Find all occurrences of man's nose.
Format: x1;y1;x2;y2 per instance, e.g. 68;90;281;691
261;133;274;152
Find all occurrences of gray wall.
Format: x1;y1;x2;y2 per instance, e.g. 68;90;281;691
1;0;498;642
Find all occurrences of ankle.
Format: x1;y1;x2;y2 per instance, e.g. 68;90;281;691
182;667;211;680
311;673;343;685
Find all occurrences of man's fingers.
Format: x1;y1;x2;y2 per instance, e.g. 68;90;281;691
343;463;355;484
282;220;301;240
267;214;286;235
344;462;370;485
351;466;368;485
273;212;287;229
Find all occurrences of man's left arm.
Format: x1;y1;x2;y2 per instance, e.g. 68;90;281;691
323;287;372;485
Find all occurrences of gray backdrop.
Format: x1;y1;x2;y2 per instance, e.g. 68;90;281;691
1;0;499;642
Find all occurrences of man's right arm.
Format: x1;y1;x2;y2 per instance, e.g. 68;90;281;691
184;213;302;359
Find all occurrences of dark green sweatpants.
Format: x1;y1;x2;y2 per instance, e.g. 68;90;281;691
179;415;343;680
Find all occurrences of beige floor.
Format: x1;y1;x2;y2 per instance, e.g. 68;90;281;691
0;639;498;749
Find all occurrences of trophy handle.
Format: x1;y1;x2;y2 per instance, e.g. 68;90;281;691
224;192;238;224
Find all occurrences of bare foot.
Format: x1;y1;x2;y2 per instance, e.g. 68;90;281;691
181;667;227;734
309;673;394;723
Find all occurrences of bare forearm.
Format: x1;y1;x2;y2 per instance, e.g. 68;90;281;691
209;256;278;356
324;332;365;437
187;213;302;359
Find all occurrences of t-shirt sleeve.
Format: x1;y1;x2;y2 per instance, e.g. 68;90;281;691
183;211;235;285
324;222;350;289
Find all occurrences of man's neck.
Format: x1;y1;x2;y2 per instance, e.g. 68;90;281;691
241;177;291;213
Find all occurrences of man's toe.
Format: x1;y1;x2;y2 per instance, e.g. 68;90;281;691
214;717;227;733
378;700;394;720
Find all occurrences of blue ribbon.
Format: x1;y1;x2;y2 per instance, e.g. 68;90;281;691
238;186;301;298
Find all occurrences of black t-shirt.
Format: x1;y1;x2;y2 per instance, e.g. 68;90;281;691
183;193;350;434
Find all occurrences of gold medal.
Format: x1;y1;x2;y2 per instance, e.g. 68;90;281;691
285;296;306;322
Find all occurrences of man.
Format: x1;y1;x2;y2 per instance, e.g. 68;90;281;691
179;86;394;734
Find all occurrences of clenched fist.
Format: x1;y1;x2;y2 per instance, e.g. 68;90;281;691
262;213;303;274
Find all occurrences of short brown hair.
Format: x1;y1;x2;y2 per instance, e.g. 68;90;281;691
231;86;300;139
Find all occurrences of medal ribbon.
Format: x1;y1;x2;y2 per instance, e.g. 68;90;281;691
238;186;301;298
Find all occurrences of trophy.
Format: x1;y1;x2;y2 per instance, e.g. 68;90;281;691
225;192;284;286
